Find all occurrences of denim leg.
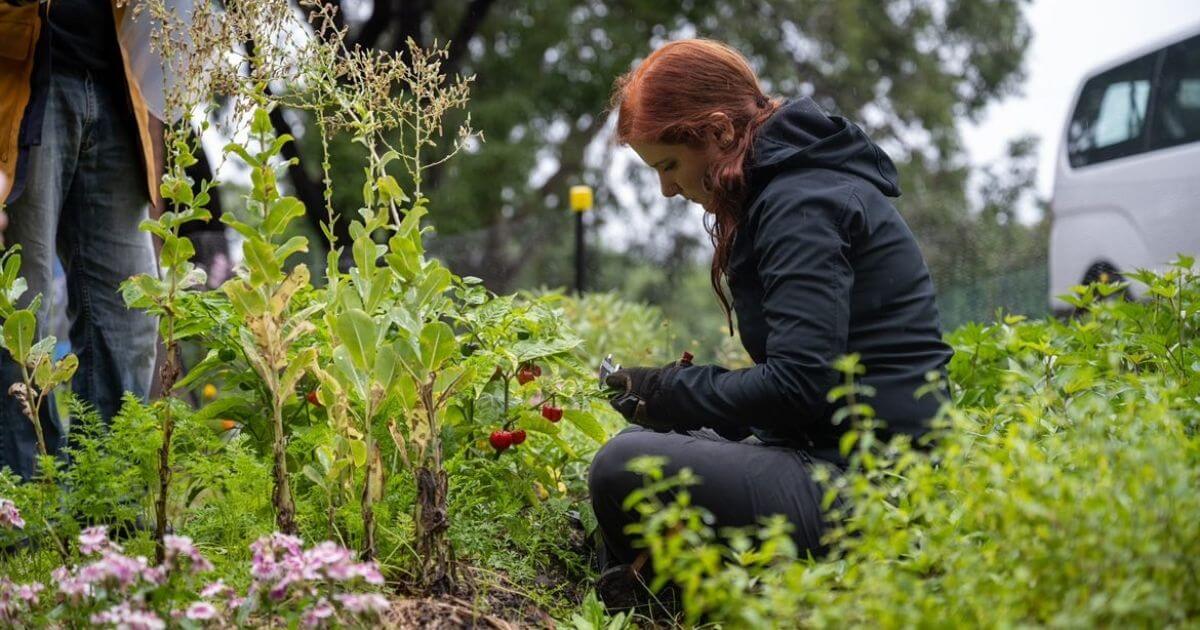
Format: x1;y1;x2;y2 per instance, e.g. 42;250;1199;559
57;71;157;430
0;73;84;479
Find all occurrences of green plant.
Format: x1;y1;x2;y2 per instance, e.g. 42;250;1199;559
121;134;215;560
612;258;1200;628
0;247;78;462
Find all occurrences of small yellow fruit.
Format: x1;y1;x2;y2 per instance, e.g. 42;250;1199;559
203;383;218;399
533;482;550;501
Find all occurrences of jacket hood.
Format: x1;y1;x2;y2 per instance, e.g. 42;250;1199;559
747;97;901;199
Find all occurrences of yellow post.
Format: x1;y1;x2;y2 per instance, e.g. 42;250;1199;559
570;185;594;212
570;185;593;293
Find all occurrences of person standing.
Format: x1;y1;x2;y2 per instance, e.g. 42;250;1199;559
0;0;160;479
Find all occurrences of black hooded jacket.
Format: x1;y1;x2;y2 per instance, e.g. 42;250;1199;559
658;98;954;465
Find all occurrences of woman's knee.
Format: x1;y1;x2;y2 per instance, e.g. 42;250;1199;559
588;427;662;500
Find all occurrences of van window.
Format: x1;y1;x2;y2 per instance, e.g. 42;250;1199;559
1068;52;1158;167
1150;34;1200;150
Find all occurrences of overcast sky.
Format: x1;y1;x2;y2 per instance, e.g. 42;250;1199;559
960;0;1200;218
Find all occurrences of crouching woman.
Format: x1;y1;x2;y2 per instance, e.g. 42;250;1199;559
588;39;954;608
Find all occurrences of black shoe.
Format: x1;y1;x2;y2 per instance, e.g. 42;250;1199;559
595;564;680;617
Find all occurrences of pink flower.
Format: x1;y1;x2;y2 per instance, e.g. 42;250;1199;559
351;562;385;585
79;551;150;590
141;565;167;586
0;499;24;529
164;535;214;574
334;592;390;615
78;526;116;555
91;602;166;629
0;578;42;621
15;582;42;604
52;567;91;600
268;575;295;601
185;602;218;621
301;598;335;628
200;579;231;599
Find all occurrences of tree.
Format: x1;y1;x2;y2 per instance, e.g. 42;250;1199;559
282;0;1032;291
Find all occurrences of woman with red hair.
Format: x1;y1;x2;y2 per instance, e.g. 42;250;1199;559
590;39;954;610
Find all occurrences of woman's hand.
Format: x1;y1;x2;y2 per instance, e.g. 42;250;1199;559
605;363;691;432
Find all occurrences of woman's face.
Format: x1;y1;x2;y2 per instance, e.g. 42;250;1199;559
629;140;719;210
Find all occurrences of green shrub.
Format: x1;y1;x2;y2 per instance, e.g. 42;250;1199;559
619;258;1200;628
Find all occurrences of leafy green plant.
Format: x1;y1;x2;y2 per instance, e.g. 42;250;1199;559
612;257;1200;628
0;247;78;462
219;106;320;536
121;131;214;560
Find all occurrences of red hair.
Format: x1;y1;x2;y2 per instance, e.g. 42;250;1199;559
610;39;780;331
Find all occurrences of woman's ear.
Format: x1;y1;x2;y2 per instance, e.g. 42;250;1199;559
708;111;735;148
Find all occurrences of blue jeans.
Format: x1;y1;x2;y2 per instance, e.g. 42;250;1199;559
0;68;157;480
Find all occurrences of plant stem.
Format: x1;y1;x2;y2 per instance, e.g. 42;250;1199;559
272;384;297;535
154;338;179;564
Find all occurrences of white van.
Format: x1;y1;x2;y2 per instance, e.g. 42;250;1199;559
1049;21;1200;314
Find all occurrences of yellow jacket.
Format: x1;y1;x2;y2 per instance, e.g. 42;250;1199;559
0;2;158;205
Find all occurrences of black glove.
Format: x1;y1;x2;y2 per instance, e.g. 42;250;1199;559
605;363;689;432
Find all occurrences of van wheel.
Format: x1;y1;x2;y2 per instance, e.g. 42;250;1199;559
1081;260;1124;287
1072;261;1128;317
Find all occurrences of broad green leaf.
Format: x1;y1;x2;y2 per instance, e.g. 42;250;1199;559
414;266;452;308
281;347;317;397
332;345;368;400
364;267;391;313
223;142;260;167
301;464;325;488
3;310;36;364
419;321;456;373
160;234;196;269
221;217;261;241
396;336;425;381
175;350;226;391
398;204;427;239
551;435;577;459
224;280;267;317
28;337;56;368
193;396;251;423
511;336;582;362
264;197;306;236
31;355;52;389
563;409;607;443
393;371;418;408
518;411;561;435
244;239;283;286
121;274;165;310
385;234;419;281
274;236;308;263
374;344;399;390
251;108;273;137
335;309;377;371
433;364;473;397
347;438;367;468
377;175;408;204
174;266;208;292
266;135;294;160
361;174;375;208
138;219;171;240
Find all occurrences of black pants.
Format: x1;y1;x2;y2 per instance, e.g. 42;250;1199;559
588;425;842;571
